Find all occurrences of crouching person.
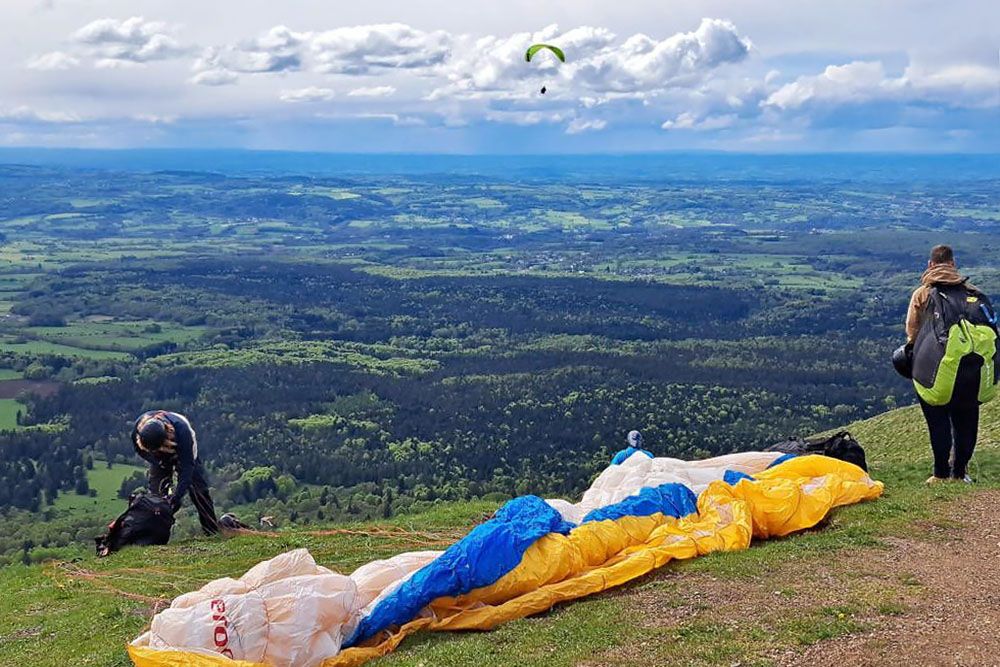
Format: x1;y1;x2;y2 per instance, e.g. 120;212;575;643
132;410;220;535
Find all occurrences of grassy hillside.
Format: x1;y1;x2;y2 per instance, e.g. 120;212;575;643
1;402;998;667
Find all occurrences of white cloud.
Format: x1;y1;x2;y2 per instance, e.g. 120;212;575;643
225;26;308;73
189;26;307;86
574;19;752;92
190;48;239;86
764;60;999;111
430;18;750;106
95;58;144;69
132;114;177;124
5;12;996;149
0;106;81;123
354;113;426;126
484;110;569;126
739;128;805;144
566;118;607;134
280;86;335;103
430;25;614;99
73;16;187;64
174;17;757;134
189;23;449;85
26;51;80;70
348;85;397;97
190;69;238;87
904;63;1000;108
764;61;894;110
662;112;738;130
311;23;451;74
188;26;313;86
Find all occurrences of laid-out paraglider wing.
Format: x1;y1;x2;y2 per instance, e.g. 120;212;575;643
130;451;883;667
525;43;565;63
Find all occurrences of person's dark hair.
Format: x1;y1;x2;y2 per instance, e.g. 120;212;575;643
138;419;168;451
930;245;954;265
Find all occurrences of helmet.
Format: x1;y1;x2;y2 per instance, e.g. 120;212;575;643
138;418;168;451
627;430;643;448
892;343;913;379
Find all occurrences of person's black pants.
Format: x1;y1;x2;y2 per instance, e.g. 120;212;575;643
919;398;979;479
148;459;220;535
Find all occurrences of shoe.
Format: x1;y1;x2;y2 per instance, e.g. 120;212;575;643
925;476;949;484
954;474;974;484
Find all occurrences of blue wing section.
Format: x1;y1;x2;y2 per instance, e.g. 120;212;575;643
346;495;573;647
610;447;654;465
767;453;799;468
723;470;755;485
581;482;697;524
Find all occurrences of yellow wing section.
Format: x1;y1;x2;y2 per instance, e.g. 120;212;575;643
129;646;266;667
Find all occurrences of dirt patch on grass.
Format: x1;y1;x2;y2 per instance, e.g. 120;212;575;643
787;489;1000;667
584;490;1000;667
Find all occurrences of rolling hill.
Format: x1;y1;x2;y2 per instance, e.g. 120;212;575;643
1;400;998;667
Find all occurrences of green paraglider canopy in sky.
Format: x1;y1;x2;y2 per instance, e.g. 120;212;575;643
525;43;565;63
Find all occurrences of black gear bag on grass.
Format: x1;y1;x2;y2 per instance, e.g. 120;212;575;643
765;431;869;472
95;490;174;557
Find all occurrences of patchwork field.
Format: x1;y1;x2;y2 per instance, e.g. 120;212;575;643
26;320;209;352
0;338;133;360
51;463;146;518
0;398;23;430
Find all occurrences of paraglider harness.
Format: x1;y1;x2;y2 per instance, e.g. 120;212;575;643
911;281;999;406
95;489;175;557
765;431;869;472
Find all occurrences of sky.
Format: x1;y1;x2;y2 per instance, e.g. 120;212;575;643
1;0;998;153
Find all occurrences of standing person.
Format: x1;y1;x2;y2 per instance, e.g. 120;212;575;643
132;410;220;535
906;245;998;484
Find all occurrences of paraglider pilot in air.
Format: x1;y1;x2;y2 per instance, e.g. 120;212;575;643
525;44;563;96
133;410;220;535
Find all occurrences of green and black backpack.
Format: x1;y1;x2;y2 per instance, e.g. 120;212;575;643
912;281;999;406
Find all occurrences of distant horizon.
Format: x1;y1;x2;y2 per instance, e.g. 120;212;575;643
4;146;998;183
3;146;1000;157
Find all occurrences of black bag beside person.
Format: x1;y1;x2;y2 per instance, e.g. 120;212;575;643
95;489;174;557
765;430;869;472
218;512;254;531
